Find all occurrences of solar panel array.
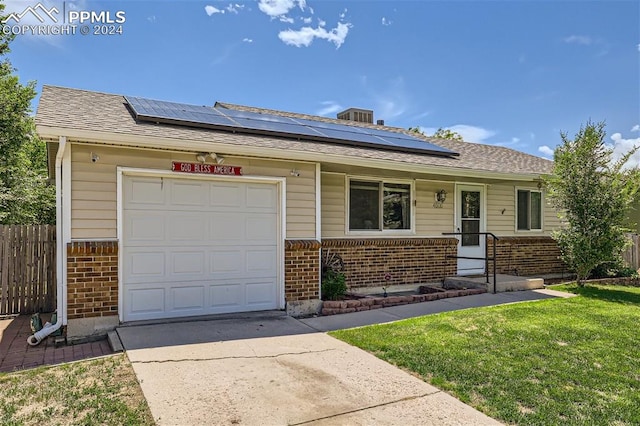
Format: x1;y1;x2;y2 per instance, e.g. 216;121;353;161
124;96;459;157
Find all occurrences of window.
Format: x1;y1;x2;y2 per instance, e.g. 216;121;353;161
349;180;411;231
517;190;542;231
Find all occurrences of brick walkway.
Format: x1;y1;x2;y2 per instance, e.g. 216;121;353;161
0;314;113;373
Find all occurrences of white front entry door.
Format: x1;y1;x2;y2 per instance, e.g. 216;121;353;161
456;185;485;275
122;176;280;322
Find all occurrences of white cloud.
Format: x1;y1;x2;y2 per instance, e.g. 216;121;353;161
318;18;326;27
278;22;351;48
301;17;312;24
512;137;520;144
529;132;536;140
258;0;305;18
447;125;496;143
339;8;347;19
205;5;224;15
631;125;640;132
608;133;640;168
279;15;294;23
637;43;640;52
538;145;555;158
564;35;592;45
381;17;392;26
242;38;253;43
226;4;244;14
316;101;343;116
147;15;156;23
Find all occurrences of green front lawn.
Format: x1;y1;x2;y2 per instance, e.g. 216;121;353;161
0;354;154;426
331;284;640;425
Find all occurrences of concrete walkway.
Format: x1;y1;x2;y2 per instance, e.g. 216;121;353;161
117;289;571;425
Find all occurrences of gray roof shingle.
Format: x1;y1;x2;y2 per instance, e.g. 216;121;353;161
36;85;553;176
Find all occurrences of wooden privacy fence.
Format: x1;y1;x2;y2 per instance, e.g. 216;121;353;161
0;225;56;316
623;233;640;270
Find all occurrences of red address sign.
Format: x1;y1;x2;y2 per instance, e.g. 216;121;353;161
171;162;243;176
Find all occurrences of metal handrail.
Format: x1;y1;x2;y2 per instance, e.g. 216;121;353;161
442;232;499;294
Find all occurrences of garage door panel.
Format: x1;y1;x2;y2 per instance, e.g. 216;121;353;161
168;214;207;242
126;213;165;243
128;251;166;278
170;251;205;275
128;287;166;318
123;176;280;321
246;216;278;241
210;183;243;207
127;177;165;206
246;185;277;210
170;181;208;206
246;280;278;307
246;250;277;273
169;285;205;312
210;250;243;274
210;215;245;240
210;283;244;309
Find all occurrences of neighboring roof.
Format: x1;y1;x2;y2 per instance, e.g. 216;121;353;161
36;85;553;177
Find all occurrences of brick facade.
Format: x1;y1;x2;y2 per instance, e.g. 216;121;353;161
488;236;566;276
66;241;118;320
284;240;321;302
322;238;458;289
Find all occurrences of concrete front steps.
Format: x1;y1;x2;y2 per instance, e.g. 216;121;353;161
444;274;544;293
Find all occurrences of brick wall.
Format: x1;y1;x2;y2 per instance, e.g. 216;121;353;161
488;236;566;276
285;240;320;302
322;238;458;289
67;241;118;320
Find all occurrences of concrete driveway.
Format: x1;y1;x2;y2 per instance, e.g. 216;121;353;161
117;313;499;425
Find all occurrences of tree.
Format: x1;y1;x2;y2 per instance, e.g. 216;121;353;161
0;2;55;224
408;126;464;141
544;121;640;286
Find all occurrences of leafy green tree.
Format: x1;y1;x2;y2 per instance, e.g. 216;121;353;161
408;126;464;141
544;121;640;285
0;1;55;224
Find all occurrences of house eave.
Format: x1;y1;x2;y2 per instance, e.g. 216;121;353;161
35;124;544;182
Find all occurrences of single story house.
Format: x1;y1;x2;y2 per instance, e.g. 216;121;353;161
36;85;564;338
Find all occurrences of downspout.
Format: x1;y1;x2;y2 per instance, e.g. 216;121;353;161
27;136;66;345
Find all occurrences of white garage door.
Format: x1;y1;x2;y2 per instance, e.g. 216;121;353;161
122;176;280;322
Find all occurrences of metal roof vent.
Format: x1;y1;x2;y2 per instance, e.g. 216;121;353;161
376;119;385;126
337;108;373;124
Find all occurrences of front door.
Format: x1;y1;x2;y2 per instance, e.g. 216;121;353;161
456;185;485;275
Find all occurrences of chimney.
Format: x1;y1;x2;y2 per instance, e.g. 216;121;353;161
337;108;374;124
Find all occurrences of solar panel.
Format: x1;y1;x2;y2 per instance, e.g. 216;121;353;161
229;117;327;139
289;117;370;134
125;96;239;128
125;96;459;157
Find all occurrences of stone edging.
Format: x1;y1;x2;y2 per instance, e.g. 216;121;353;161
321;288;486;316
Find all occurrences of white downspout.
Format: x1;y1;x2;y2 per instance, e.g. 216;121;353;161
27;136;66;345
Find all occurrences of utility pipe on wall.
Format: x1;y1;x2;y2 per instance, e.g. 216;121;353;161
27;136;67;345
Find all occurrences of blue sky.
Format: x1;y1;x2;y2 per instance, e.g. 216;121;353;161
4;0;640;162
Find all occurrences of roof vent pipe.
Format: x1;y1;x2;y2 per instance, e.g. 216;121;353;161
376;119;385;126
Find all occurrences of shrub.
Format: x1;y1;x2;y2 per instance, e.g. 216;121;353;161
321;270;347;301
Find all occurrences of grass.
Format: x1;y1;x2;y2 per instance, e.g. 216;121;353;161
0;353;154;426
331;284;640;425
